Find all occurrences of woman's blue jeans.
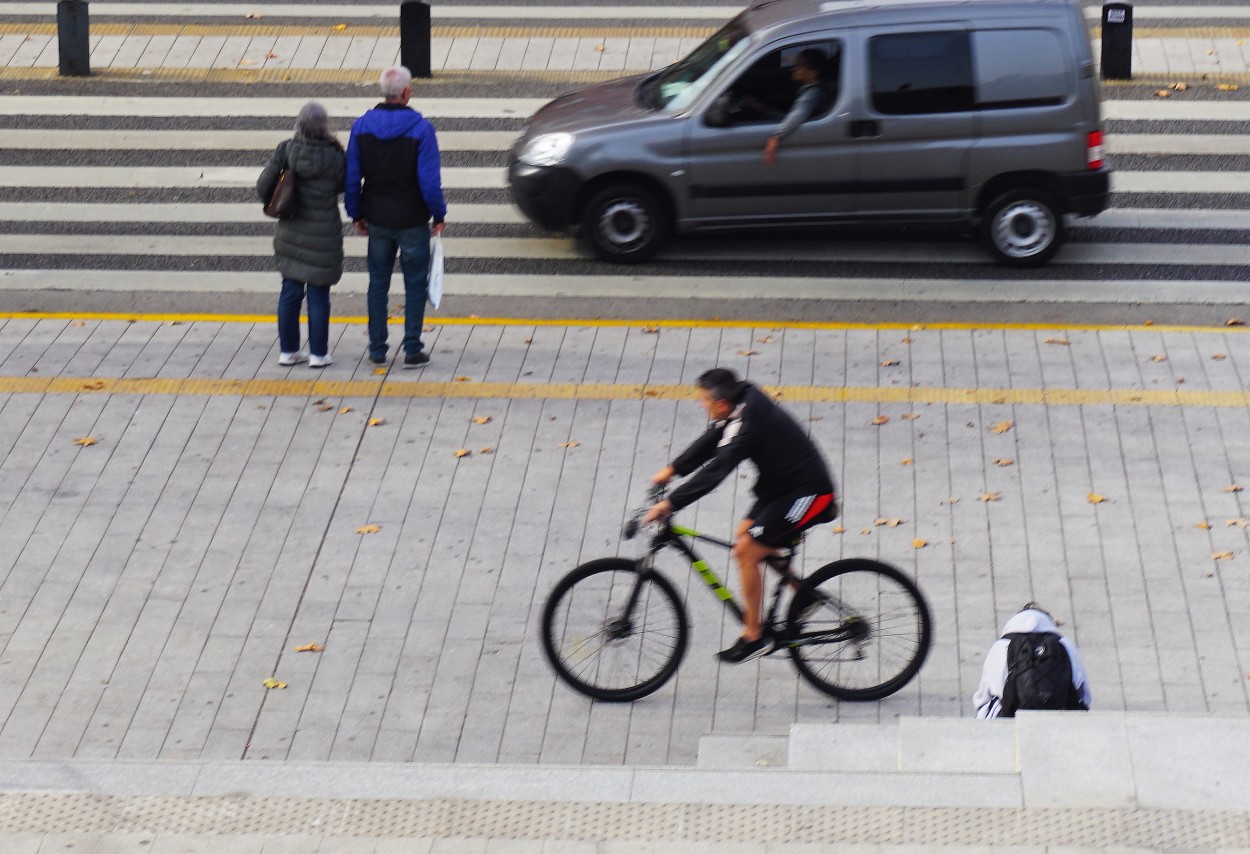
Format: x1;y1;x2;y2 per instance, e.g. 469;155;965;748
278;278;331;357
366;223;430;360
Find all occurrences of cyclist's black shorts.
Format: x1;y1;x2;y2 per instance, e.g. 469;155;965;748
745;492;837;548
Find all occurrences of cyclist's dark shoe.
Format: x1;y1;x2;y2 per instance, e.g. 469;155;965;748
717;635;774;663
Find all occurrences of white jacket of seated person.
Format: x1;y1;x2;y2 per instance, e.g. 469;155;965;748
972;608;1091;719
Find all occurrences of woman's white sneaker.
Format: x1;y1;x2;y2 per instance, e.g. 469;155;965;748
308;354;333;369
278;350;307;366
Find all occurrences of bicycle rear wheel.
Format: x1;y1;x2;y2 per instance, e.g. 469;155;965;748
785;558;932;701
540;557;688;702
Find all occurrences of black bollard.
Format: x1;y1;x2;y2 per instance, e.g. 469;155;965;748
1101;2;1133;81
57;0;91;77
400;0;432;78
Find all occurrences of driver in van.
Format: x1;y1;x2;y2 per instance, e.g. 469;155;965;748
763;48;831;165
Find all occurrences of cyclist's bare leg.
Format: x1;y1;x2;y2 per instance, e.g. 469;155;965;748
732;519;777;642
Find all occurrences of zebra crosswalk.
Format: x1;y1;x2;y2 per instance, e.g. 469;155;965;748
1;90;1248;308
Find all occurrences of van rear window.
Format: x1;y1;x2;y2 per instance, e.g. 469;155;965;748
869;32;974;115
973;29;1069;109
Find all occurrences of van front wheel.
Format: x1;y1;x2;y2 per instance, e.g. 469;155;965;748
980;188;1064;267
580;183;668;263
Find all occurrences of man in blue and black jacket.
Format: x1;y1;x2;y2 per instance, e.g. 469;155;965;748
345;65;447;368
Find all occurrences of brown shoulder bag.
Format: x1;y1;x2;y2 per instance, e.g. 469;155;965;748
263;145;298;220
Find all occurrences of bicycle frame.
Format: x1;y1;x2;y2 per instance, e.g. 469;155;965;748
631;522;857;648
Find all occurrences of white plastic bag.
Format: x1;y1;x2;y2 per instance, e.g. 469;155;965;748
427;234;444;309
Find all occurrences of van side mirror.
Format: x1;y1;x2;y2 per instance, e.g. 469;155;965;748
704;95;732;127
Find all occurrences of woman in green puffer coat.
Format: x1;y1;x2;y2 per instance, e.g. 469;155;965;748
257;100;346;368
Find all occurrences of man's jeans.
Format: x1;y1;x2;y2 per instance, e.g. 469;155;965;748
366;223;430;359
277;278;331;357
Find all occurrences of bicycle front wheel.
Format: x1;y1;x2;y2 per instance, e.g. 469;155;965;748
540;558;689;702
786;558;932;701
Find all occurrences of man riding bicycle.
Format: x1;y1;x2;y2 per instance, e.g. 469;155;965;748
643;368;838;663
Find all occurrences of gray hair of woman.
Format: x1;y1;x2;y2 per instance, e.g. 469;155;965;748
294;100;341;148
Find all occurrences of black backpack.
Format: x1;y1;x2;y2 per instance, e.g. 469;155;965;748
1000;632;1085;716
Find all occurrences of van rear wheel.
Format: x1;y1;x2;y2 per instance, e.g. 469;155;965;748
580;183;668;263
980;188;1064;267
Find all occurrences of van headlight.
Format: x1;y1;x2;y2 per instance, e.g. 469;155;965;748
518;133;574;167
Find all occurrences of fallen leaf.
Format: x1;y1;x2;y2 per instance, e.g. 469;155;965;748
313;399;326;405
738;349;759;356
1176;377;1185;385
901;337;913;344
1153;89;1171;98
1171;81;1189;91
809;416;823;422
367;418;385;427
339;407;352;414
71;320;86;327
912;538;928;549
641;325;660;334
874;517;903;527
979;492;1001;502
479;446;494;454
1144;320;1154;326
1227;318;1245;327
1205;49;1216;56
1088;493;1107;505
1196;522;1212;530
356;524;380;534
266;52;278;59
239;59;255;66
373;367;387;375
994;458;1014;467
73;436;98;447
1211;354;1227;361
1216;83;1240;91
333;23;348;30
318;405;333;412
1226;518;1248;528
422;325;434;332
871;416;889;425
594;44;605;52
1225;484;1244;493
756;335;775;344
901;413;920;421
294;643;324;653
900;458;914;466
453;376;474;383
559;440;581;448
473;416;493;424
881;359;900;367
948;497;960;504
453;449;472;458
832;526;845;534
1150;355;1167;363
262;677;287;689
860;528;872;535
522;337;533;345
989;421;1014;434
1212;551;1234;561
82;380;105;390
1044;337;1070;346
244;12;261;18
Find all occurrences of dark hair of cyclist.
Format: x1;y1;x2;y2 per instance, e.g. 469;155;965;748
1020;601;1054;620
697;368;741;404
795;48;830;81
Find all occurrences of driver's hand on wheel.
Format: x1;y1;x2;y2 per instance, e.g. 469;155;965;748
643;499;674;525
651;466;675;486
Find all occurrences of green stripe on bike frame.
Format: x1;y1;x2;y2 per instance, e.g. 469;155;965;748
670;525;702;538
692;559;734;602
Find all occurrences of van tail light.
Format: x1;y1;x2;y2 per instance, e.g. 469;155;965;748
1086;130;1105;169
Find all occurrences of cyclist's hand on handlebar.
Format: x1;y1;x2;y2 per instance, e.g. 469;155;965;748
642;499;674;526
651;465;675;486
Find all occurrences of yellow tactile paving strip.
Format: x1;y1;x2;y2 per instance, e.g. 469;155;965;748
1;375;1247;408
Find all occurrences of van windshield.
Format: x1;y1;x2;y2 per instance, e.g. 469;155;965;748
641;18;751;111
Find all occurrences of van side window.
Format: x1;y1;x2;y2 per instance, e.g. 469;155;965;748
711;41;841;126
869;32;974;115
973;29;1068;109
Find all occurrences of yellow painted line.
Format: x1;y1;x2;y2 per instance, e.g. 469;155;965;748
1;375;1248;408
2;311;1248;335
0;23;715;38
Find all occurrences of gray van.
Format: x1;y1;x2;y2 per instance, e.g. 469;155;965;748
508;0;1110;267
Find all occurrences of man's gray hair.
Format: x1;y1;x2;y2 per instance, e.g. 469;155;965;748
294;100;333;142
380;65;413;99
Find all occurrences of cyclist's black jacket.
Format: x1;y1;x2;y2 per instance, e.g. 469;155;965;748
668;381;835;512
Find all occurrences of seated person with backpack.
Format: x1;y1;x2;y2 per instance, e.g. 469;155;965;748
973;602;1091;718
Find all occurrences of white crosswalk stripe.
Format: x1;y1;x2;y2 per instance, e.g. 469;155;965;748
0;90;1247;306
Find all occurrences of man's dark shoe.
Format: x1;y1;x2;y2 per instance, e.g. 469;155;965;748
403;351;430;369
717;635;774;664
369;352;387;365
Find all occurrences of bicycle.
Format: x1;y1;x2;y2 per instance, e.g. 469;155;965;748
540;486;934;702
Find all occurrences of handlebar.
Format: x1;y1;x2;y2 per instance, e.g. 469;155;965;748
623;484;668;540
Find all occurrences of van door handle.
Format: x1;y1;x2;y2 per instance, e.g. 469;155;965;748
849;120;880;139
